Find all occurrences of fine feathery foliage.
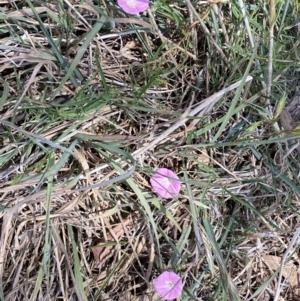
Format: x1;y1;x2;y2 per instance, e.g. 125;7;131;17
0;0;300;300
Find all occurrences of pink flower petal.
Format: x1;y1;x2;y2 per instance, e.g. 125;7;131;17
154;271;183;300
117;0;149;14
150;168;181;199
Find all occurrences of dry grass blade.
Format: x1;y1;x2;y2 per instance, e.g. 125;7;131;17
267;0;276;99
274;227;300;301
185;0;231;67
0;120;77;156
1;0;300;300
133;75;252;158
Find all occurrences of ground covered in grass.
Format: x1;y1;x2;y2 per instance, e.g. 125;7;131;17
1;0;300;300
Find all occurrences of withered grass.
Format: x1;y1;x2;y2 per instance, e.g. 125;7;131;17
1;1;300;300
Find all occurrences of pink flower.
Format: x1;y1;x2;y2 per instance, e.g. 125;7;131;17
154;271;183;300
117;0;149;14
150;168;181;199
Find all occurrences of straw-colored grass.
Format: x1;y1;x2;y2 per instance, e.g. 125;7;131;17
1;0;300;300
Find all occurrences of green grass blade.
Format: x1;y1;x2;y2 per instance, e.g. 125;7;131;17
0;79;8;110
151;198;181;231
31;153;55;300
25;0;82;87
250;146;300;194
68;225;88;301
203;219;241;301
110;162;162;267
52;14;108;97
212;48;256;142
